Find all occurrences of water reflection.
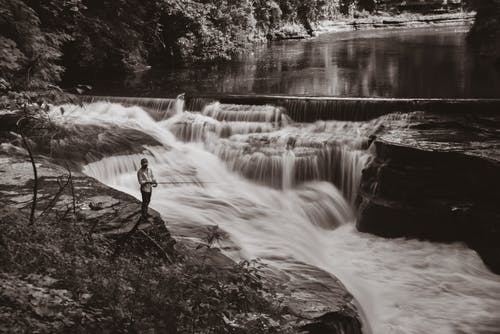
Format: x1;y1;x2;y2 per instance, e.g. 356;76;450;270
97;26;500;98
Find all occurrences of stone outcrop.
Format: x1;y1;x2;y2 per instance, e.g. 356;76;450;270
316;12;474;33
357;111;500;274
468;0;500;65
170;210;364;333
193;246;364;334
269;262;363;334
0;151;176;254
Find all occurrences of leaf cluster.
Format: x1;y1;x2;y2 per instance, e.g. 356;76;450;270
0;0;72;89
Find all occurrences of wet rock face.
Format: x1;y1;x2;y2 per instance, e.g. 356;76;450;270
357;112;500;274
263;262;362;333
469;0;500;64
0;152;176;258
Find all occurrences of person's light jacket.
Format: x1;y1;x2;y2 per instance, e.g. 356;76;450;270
137;167;156;193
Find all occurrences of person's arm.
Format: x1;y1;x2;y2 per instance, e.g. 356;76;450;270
150;169;158;186
138;170;148;186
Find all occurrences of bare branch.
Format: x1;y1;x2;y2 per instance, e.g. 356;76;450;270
16;118;38;225
139;229;173;264
64;161;76;217
38;173;71;219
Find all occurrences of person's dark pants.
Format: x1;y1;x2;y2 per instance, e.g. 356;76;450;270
141;190;152;217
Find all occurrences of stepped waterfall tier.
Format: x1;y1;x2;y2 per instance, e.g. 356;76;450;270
40;96;500;334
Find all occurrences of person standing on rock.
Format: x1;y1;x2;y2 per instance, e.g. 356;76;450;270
137;158;157;217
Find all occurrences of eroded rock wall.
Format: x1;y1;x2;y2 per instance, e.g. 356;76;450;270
469;0;500;64
357;112;500;274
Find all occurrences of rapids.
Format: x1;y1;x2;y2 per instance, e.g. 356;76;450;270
48;100;500;334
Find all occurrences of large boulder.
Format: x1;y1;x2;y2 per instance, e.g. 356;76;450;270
357;111;500;274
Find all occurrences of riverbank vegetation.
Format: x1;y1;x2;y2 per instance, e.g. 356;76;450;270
0;204;292;333
1;0;482;90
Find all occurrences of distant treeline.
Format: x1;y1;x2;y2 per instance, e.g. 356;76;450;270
0;0;492;90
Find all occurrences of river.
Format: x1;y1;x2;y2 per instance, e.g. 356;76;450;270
94;26;500;98
48;98;500;334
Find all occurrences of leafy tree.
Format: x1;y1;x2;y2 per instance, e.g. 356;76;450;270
253;0;282;34
154;0;257;63
0;0;71;89
358;0;376;12
339;0;358;15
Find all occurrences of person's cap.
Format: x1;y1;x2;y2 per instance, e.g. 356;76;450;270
140;158;148;165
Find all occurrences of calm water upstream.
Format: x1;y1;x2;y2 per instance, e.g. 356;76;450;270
96;26;500;98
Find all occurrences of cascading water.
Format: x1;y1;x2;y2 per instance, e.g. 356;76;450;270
48;99;500;334
81;95;184;121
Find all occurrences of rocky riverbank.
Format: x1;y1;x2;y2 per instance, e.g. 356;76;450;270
315;12;474;35
0;110;363;333
271;12;475;40
357;111;500;274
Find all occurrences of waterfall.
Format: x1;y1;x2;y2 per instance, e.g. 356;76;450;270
165;109;277;142
184;95;407;122
185;97;216;112
81;95;184;121
202;103;285;123
184;94;500;122
278;98;407;122
48;100;500;334
282;150;295;190
163;102;376;203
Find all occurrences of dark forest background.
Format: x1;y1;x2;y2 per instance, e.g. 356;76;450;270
1;0;499;90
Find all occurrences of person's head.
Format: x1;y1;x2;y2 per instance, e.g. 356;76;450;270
140;158;148;169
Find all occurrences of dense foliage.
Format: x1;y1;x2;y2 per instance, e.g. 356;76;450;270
0;0;71;89
0;205;293;333
0;0;384;89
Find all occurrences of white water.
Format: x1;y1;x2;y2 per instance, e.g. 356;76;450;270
50;101;500;334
